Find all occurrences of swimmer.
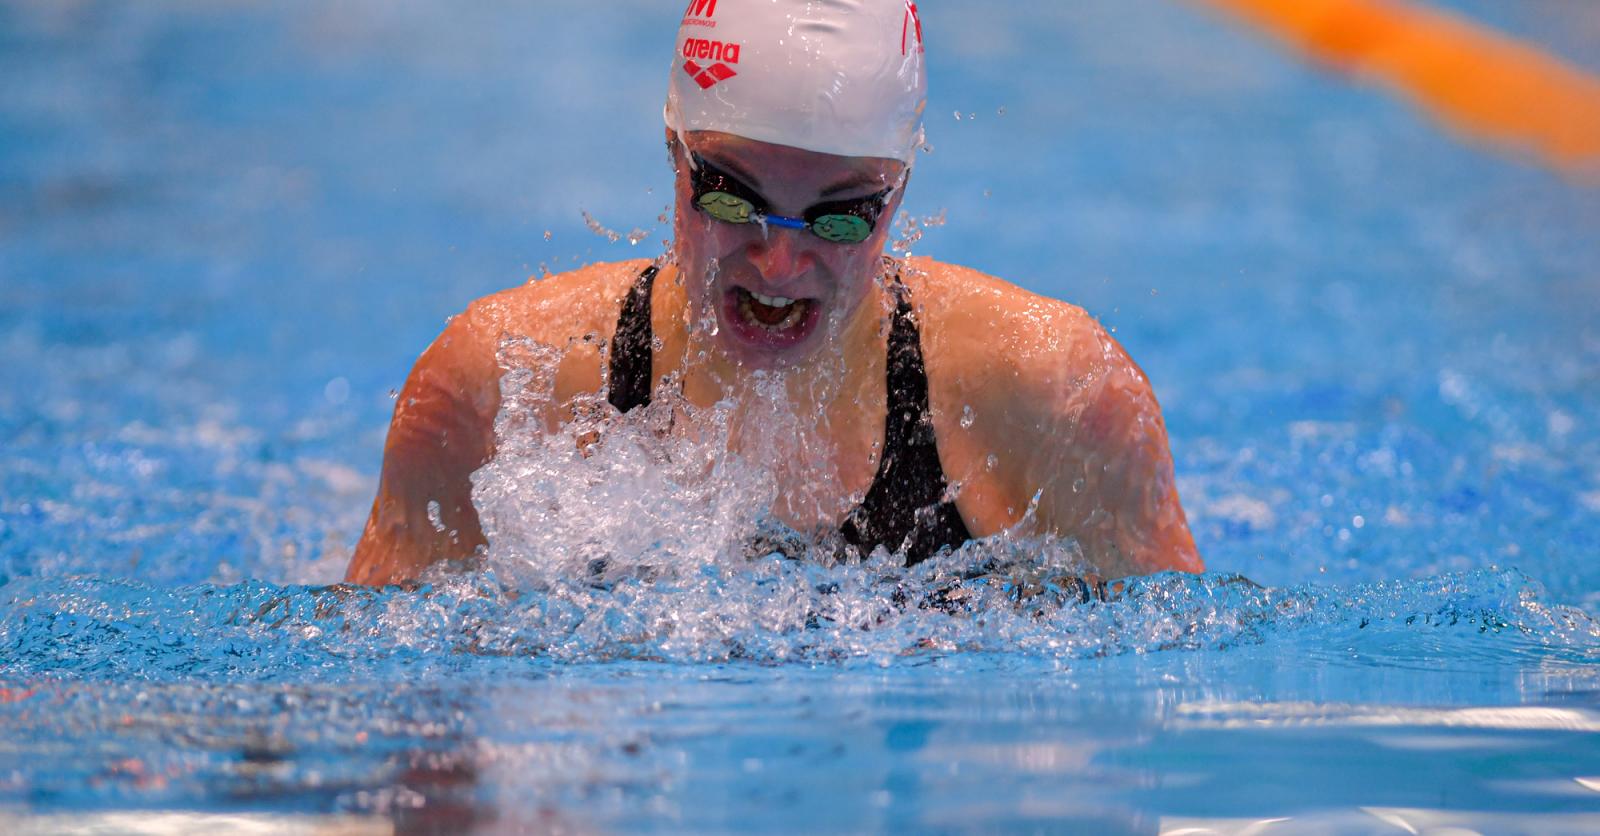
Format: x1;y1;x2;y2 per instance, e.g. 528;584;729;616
346;0;1203;585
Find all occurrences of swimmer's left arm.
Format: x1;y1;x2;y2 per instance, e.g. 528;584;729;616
989;312;1203;577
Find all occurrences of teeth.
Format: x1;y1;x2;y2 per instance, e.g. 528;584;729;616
737;292;809;332
751;291;795;307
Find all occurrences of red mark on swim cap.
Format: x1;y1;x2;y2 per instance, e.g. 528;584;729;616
685;0;717;19
902;1;924;56
684;59;738;90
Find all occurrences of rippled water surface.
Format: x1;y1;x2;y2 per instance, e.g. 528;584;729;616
3;0;1599;831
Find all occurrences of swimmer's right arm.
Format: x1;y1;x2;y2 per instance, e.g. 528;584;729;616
346;308;502;585
345;263;646;585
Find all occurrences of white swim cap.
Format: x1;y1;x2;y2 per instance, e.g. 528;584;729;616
664;0;928;164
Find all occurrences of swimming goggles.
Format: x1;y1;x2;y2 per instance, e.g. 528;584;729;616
689;153;891;244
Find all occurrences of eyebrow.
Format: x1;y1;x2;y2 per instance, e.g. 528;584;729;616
819;172;886;198
701;154;765;192
701;153;886;200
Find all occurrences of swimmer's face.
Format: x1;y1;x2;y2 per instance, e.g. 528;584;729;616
669;130;906;368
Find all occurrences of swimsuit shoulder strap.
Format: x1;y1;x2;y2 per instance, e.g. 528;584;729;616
881;276;939;454
607;265;658;413
842;267;973;565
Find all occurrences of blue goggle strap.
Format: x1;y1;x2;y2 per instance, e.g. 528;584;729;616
760;214;809;230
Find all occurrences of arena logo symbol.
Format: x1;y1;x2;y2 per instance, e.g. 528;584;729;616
682;37;742;90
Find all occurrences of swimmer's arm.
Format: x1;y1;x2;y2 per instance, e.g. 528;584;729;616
1008;321;1203;577
346;310;502;585
345;264;642;585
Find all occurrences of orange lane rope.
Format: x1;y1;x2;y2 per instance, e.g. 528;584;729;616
1197;0;1600;179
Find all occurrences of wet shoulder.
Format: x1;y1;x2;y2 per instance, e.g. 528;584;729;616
901;257;1110;398
894;258;1105;534
461;259;656;348
417;259;657;416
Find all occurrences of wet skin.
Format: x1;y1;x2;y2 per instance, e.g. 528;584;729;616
346;132;1203;586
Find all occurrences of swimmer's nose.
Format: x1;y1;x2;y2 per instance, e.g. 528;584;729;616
749;227;814;286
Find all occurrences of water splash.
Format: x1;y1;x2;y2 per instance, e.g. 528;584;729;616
315;339;1600;665
890;208;948;257
473;377;775;589
580;210;650;246
1;567;1594;678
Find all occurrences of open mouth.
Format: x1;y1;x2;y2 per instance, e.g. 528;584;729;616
720;285;823;353
735;287;814;332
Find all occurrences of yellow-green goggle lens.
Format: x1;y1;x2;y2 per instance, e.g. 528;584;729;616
697;190;875;244
697;191;756;224
810;214;872;243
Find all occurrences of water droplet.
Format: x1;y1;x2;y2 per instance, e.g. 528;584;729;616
426;500;446;532
582;210;623;243
1072;477;1086;493
953;110;962;121
960;405;975;429
985;454;998;471
543;230;553;241
997;106;1007;116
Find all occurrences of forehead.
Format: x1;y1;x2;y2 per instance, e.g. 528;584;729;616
684;131;904;195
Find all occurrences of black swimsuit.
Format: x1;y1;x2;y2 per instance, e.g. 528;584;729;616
607;265;973;566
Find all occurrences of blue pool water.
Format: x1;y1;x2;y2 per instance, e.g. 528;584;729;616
3;0;1599;831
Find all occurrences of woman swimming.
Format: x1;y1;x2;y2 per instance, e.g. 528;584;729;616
346;0;1202;586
